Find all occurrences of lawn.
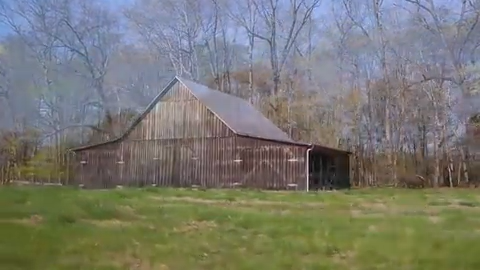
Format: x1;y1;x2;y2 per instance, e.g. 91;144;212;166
1;187;480;270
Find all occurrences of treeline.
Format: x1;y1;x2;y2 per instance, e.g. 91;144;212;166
0;0;479;187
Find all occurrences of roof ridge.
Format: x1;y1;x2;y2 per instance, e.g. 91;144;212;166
175;76;296;144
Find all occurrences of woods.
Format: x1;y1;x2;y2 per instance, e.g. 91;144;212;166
0;0;479;187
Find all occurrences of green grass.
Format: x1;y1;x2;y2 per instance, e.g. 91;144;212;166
1;187;480;270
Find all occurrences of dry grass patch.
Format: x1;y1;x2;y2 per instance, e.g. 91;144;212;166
367;225;379;233
358;201;389;211
331;250;357;268
117;205;145;219
427;197;480;210
103;251;170;270
85;219;132;227
117;205;137;214
28;214;43;225
173;220;217;233
451;199;480;208
350;202;443;220
349;209;386;218
150;195;326;208
0;214;43;226
428;215;443;224
150;196;228;205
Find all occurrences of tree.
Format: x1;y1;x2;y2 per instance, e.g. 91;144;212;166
248;0;321;97
0;0;122;139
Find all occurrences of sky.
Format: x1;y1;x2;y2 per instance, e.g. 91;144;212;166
0;0;131;38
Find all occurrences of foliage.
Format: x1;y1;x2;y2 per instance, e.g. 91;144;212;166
0;128;81;184
16;145;72;182
0;128;41;184
470;114;480;125
85;108;138;145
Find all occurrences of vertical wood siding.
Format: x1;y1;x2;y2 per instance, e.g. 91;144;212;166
128;82;233;140
234;137;307;190
71;81;310;190
71;137;308;190
70;143;119;188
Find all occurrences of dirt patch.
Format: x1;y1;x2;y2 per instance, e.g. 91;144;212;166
174;220;217;233
85;219;132;227
0;214;43;226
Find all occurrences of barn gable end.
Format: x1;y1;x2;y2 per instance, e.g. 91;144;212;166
127;80;233;140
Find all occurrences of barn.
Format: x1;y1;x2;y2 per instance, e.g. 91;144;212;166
69;76;351;191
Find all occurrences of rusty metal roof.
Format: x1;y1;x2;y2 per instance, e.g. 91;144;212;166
177;77;296;144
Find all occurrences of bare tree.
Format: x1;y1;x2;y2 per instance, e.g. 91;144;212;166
248;0;321;97
125;0;203;80
225;0;259;102
51;0;122;137
404;0;480;184
0;0;122;140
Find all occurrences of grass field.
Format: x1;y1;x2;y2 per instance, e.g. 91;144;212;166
1;187;480;270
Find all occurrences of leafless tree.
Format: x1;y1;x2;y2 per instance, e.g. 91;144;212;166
248;0;321;97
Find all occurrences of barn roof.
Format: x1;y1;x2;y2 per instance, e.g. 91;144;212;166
70;76;310;151
179;77;296;143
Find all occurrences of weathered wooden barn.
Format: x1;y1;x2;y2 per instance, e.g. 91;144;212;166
69;77;350;191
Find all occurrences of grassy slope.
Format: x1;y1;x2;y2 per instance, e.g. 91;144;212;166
1;187;480;270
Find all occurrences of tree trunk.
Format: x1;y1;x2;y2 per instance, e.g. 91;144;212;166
460;147;469;183
432;108;440;187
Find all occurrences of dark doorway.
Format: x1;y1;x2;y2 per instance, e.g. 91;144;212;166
309;152;336;191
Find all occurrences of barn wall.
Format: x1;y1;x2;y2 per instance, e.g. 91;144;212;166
116;138;237;188
234;136;307;190
70;143;120;188
72;137;308;190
